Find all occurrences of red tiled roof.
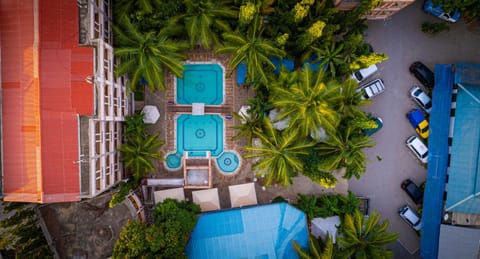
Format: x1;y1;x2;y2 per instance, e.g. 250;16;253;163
1;0;94;203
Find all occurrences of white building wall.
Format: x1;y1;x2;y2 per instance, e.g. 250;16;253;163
86;0;130;197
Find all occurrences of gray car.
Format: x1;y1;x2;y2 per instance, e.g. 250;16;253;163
398;205;422;231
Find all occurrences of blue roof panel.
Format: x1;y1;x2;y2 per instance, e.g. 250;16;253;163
420;64;453;259
445;66;480;213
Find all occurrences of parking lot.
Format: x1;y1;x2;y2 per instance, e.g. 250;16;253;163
348;0;480;255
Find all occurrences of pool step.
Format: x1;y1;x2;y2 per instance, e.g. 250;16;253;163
167;105;232;115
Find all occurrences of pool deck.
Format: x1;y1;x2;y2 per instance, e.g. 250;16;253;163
141;50;348;212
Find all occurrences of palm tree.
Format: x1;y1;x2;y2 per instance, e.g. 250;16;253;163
120;133;165;182
244;118;314;186
312;41;346;78
231;111;264;146
337;210;399;259
301;150;338;189
315;120;375;180
269;65;342;137
124;113;146;138
177;0;237;49
293;234;334;259
114;16;188;92
336;79;371;119
294;194;322;221
216;15;286;84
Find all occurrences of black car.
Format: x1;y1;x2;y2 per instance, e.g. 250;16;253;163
409;62;434;89
401;179;424;205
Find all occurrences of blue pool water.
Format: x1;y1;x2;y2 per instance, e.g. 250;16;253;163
176;64;223;105
166;152;182;169
177;114;223;157
185;203;309;258
216;152;240;173
166;63;241;173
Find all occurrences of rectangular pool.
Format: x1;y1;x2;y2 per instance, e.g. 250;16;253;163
176;63;223;105
177;114;224;157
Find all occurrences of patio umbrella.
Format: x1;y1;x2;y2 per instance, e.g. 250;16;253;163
268;109;290;131
153;187;185;204
192;188;220;212
238;105;251;123
229;183;258;208
141;105;160;124
310;126;327;141
311;216;340;243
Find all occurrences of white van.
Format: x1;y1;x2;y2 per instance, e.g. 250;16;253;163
406;135;428;164
351;64;378;83
356;79;385;100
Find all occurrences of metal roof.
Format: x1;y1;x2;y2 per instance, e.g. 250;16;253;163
445;63;480;213
420;64;453;259
438;224;480;259
421;63;480;259
1;0;94;203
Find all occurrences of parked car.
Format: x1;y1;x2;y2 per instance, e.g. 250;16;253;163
409;62;434;89
409;86;432;114
406;135;429;164
407;109;429;139
398;205;422;231
356;79;385;100
363;117;383;136
350;64;378;83
401;179;424;205
423;0;460;23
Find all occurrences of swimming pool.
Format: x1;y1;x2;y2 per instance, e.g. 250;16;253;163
166;63;240;173
177;114;223;157
216;151;240;173
176;63;223;105
185;203;309;258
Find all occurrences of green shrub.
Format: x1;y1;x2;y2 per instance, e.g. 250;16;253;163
421;22;450;35
113;199;201;258
109;181;135;208
294;192;360;220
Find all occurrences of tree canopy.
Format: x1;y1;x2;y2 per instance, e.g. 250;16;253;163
0;203;53;258
113;199;200;258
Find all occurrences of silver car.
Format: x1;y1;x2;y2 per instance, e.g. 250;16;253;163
398;205;422;231
409;86;432;114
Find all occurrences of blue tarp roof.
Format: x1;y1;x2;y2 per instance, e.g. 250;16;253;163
444;84;480;213
420;64;453;259
185;203;308;259
445;63;480;213
420;63;480;259
236;62;247;85
236;56;326;85
270;57;295;75
236;58;295;85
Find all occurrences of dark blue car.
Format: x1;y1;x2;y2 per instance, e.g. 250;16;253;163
423;0;460;23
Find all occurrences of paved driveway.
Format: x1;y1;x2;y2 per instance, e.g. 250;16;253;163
348;0;480;255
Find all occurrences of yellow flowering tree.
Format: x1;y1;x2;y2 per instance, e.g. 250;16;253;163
239;2;256;26
297;20;326;50
349;53;389;70
293;0;315;23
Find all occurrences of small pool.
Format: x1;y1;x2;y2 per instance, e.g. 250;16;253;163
216;152;240;173
177;114;223;157
166;152;182;169
176;63;223;105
